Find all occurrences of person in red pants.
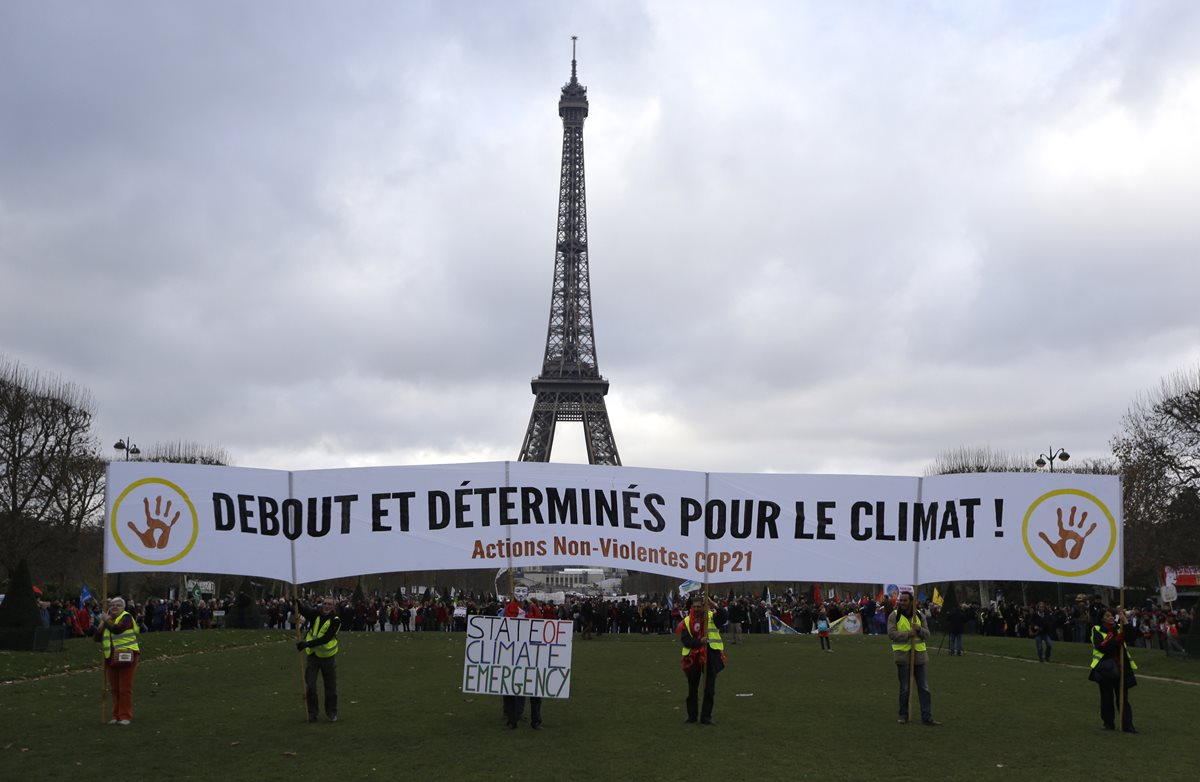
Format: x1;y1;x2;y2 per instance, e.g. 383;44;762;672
93;597;140;725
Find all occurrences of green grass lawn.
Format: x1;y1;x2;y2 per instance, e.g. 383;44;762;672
1;630;1196;781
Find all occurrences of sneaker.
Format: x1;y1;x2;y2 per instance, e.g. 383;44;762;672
921;719;942;727
327;715;337;723
108;719;118;725
897;717;909;724
531;721;542;730
117;720;131;726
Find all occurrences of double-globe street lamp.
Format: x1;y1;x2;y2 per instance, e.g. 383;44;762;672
113;438;141;460
111;437;141;597
1036;446;1071;607
1035;447;1070;471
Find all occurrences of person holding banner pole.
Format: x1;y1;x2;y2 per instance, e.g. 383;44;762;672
92;596;140;725
887;591;939;726
295;595;341;723
1088;607;1138;733
678;592;727;725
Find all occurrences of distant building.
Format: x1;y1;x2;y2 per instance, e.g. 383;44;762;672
513;566;626;595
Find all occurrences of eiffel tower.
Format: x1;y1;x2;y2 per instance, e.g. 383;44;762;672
518;40;621;466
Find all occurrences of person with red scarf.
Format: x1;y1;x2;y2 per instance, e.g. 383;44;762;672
678;593;727;725
1089;608;1138;732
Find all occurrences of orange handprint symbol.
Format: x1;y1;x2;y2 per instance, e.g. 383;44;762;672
127;495;180;550
1037;506;1096;560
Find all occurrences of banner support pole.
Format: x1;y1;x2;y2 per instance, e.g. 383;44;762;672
1117;585;1126;731
907;477;925;723
100;572;108;724
1117;474;1127;733
100;465;110;724
700;472;710;673
287;471;307;722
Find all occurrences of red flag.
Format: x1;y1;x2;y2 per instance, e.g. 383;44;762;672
812;583;823;607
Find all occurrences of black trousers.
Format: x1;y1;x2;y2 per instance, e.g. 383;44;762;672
1097;680;1134;730
305;654;338;718
503;695;541;727
685;665;719;722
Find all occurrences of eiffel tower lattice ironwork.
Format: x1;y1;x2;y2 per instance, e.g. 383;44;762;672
519;40;621;466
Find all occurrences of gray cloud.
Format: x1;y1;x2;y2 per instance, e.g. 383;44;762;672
2;1;1197;475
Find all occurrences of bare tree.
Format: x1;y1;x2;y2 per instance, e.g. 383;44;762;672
1112;363;1200;590
0;358;104;573
925;445;1035;476
1116;364;1200;490
142;440;230;466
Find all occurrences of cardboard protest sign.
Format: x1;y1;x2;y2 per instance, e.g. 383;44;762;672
462;616;573;699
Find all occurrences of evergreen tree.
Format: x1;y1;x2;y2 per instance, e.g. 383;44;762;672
0;558;44;630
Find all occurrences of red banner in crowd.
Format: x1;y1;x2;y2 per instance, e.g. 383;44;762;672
1163;565;1200;587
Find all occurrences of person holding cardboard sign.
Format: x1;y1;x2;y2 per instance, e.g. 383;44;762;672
93;596;140;725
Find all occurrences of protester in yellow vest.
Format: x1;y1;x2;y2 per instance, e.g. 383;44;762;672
886;591;940;726
295;595;341;723
92;596;140;725
1088;609;1138;733
677;593;727;725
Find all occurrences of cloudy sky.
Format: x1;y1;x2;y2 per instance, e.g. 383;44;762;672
2;1;1198;477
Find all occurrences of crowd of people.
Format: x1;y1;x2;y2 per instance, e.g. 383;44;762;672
37;595;220;638
37;587;1191;658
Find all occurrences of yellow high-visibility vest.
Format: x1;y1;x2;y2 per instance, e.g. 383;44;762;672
680;610;724;655
891;612;928;653
101;611;140;660
306;614;339;658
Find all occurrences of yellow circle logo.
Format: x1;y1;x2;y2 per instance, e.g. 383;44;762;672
111;478;199;566
1021;489;1116;577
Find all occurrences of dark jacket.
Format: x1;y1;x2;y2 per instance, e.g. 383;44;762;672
1088;622;1137;686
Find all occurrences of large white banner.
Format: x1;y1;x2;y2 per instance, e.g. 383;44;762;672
104;461;1124;586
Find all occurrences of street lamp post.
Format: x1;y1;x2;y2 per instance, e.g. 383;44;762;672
1035;446;1071;609
1035;447;1070;472
113;438;141;460
111;437;142;598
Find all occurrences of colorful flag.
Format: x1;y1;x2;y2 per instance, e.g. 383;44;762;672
80;582;94;607
678;579;701;596
932;587;944;607
768;613;799;634
812;583;823;606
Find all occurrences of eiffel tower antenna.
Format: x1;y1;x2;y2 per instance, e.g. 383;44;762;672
518;40;621;466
